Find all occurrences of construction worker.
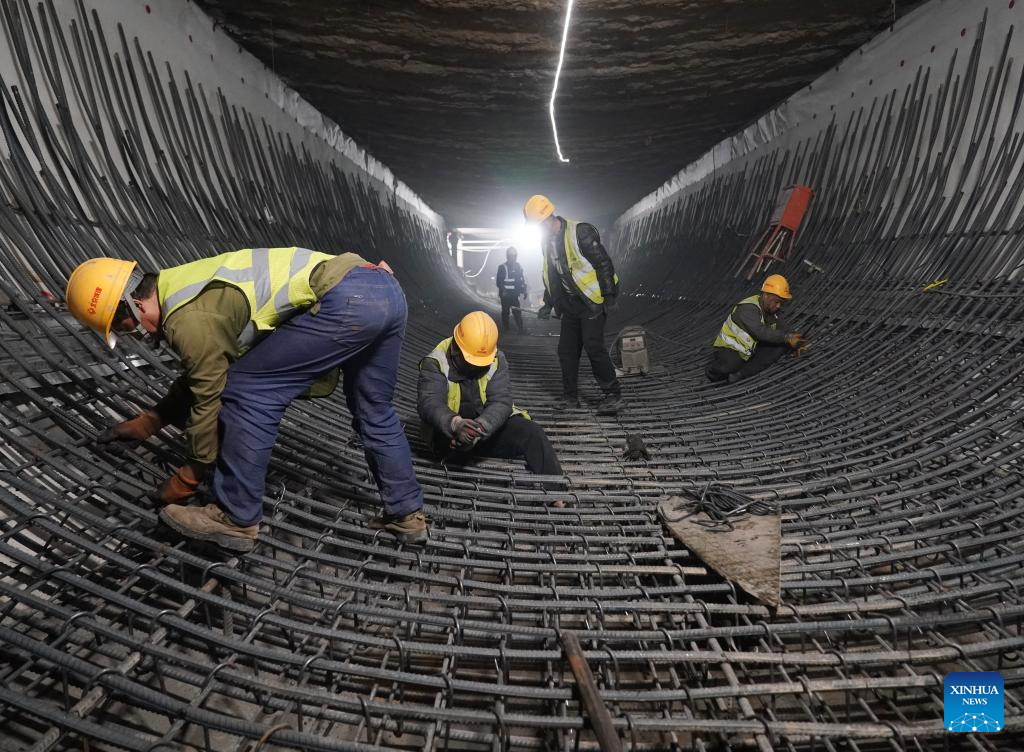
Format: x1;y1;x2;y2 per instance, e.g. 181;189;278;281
65;249;427;552
418;312;562;477
706;274;807;383
496;246;527;334
447;228;462;260
523;195;622;415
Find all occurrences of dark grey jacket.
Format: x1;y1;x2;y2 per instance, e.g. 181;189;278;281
733;301;790;345
417;349;513;437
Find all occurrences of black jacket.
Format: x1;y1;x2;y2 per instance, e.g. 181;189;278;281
496;261;527;297
417;349;513;437
542;217;617;313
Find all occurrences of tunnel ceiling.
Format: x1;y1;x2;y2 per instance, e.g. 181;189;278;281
194;0;919;226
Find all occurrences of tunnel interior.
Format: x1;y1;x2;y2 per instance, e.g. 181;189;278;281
0;0;1022;750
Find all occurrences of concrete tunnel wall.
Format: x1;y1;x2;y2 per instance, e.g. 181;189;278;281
1;0;1023;749
0;0;451;301
612;0;1024;298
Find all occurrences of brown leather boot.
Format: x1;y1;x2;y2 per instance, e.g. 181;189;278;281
160;503;258;552
368;510;428;544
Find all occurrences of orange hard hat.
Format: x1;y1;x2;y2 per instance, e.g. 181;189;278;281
453;311;498;367
523;194;555;224
66;258;141;348
761;274;792;300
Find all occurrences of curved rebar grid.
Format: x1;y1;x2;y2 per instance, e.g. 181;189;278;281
0;1;1022;751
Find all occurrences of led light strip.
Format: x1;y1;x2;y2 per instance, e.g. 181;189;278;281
549;0;575;163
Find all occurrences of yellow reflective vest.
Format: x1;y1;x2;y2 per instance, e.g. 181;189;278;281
542;220;617;305
157;247;334;351
425;338;529;420
713;294;761;360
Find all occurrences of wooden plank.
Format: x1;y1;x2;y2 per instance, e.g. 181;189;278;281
658;497;782;607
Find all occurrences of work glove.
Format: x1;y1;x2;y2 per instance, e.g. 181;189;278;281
785;332;810;357
623;434;651;461
537;304;553;320
450;416;485;449
97;409;162;444
152;463;207;505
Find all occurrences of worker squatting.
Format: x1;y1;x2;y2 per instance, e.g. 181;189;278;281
64;195;805;552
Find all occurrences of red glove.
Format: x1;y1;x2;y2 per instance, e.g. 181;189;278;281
154;464;205;505
97;410;162;444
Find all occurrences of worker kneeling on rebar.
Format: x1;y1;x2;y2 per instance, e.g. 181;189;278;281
418;312;562;476
65;249;427;552
706;274;808;384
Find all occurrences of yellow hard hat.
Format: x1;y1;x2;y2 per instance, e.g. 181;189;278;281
761;274;792;300
523;194;555;224
65;257;140;347
453;311;498;367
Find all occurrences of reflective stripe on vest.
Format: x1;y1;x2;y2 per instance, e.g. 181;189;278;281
158;247;334;348
499;263;520;291
425;338;530;420
713;294;761;360
542;220;617;304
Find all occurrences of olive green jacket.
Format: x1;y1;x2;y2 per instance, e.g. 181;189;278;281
153;253;365;464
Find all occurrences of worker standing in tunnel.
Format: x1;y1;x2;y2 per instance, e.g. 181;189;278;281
706;274;807;384
524;194;623;415
496;246;527;335
65;249;428;552
418;311;562;477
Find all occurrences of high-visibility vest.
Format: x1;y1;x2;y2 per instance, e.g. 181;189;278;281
425;338;530;420
158;247;334;350
713;295;762;360
498;262;523;293
542;220;617;305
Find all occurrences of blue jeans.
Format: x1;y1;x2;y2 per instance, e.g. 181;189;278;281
213;267;424;525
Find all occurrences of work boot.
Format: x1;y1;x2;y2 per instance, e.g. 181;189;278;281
368;510;429;545
596;393;623;416
554;394;580;410
160;503;258;552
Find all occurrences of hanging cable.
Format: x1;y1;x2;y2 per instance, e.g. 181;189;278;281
549;0;575;163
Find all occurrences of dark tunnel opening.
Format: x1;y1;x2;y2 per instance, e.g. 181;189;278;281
0;1;1022;750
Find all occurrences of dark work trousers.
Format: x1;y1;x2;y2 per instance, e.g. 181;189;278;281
558;303;620;399
213;267;424;526
431;415;562;475
500;293;524;333
705;344;786;383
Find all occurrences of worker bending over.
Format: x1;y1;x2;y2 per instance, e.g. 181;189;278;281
706;274;807;384
418;312;562;477
495;246;527;334
66;248;427;551
524;194;622;415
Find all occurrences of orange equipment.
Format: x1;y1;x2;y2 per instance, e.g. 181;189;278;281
743;184;814;280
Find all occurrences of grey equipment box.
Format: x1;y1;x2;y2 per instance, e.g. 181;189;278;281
618;325;649;375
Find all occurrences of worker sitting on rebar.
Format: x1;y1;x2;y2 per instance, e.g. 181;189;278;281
65;250;428;552
706;274;807;384
418;311;562;477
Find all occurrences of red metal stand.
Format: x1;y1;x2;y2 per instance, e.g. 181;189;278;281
744;184;815;279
